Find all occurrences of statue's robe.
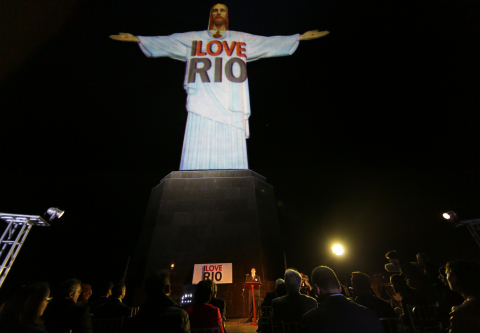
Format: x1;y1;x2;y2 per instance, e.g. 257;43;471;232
138;30;299;170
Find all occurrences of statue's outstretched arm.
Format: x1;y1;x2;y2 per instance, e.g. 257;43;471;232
109;32;139;42
299;30;330;41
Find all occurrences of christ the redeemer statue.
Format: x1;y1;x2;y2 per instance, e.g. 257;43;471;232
110;3;329;170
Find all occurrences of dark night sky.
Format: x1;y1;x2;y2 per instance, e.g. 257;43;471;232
1;0;479;289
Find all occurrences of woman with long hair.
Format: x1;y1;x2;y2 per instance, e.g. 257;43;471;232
0;282;50;333
76;284;92;306
186;280;224;333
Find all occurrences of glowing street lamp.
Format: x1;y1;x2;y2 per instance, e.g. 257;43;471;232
332;245;344;255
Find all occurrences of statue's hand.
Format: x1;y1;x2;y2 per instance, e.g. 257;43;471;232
109;32;139;42
299;30;330;41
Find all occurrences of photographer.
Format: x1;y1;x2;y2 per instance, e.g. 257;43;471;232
300;273;313;295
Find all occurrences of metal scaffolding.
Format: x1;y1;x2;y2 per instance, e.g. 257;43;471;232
455;219;480;249
0;213;50;288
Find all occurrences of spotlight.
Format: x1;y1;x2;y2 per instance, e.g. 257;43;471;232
45;207;64;221
332;245;344;255
443;211;458;223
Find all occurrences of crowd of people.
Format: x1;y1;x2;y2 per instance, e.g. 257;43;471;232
0;250;478;333
256;252;480;333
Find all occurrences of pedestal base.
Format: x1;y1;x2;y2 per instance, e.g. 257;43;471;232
130;170;284;291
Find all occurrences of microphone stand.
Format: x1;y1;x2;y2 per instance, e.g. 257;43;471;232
242;274;249;325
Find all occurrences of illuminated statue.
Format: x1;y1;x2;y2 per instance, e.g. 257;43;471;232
110;4;329;170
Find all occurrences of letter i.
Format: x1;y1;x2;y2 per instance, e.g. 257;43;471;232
214;58;222;82
191;41;197;56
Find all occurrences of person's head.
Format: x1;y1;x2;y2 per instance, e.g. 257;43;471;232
275;283;287;298
194;280;214;304
438;265;448;286
0;282;50;326
208;3;229;30
351;272;371;295
311;266;341;301
275;278;285;287
57;279;82;302
416;253;428;265
78;284;92;304
100;281;114;297
390;274;408;294
251;268;256;276
145;270;171;299
446;260;480;298
111;283;126;300
284;269;302;293
385;250;404;266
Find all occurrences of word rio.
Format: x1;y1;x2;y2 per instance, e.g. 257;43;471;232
202;264;223;282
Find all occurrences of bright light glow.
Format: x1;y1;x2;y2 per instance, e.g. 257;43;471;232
443;213;451;219
171;263;175;268
332;245;344;255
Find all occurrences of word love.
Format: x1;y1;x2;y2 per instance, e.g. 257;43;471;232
188;40;248;84
202;264;223;282
191;41;246;58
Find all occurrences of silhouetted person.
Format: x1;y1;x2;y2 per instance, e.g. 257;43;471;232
385;250;427;292
121;270;189;333
94;283;130;318
42;278;93;333
76;284;92;307
272;269;317;327
351;272;396;332
351;272;396;318
301;266;383;333
416;253;441;290
276;283;288;298
445;260;480;333
261;279;284;308
88;281;113;314
390;274;428;327
300;273;313;296
436;265;464;330
0;282;50;333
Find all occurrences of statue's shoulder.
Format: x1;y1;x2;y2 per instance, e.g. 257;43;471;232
225;30;253;40
171;30;208;39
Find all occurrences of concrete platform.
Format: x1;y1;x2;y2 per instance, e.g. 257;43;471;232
225;318;259;333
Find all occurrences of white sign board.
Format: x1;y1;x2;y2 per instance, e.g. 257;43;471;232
192;263;232;284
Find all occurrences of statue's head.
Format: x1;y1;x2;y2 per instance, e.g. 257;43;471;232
208;3;229;30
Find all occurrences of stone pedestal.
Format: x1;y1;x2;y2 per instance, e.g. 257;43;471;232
130;170;284;291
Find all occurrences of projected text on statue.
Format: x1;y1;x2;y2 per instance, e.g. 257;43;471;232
110;3;329;170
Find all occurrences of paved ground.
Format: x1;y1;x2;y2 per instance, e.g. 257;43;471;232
225;318;259;333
